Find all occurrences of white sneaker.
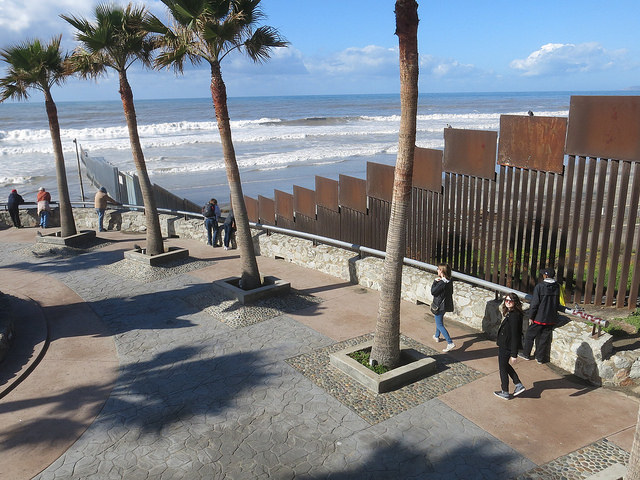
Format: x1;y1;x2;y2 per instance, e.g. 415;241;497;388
443;343;455;352
224;246;229;250
433;335;441;343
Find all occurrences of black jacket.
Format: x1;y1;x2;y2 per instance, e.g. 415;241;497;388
529;279;562;324
7;192;24;210
497;310;522;355
431;278;454;315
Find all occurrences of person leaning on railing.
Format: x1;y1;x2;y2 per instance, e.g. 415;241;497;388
94;187;120;232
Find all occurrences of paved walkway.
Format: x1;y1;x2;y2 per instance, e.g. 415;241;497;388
0;226;637;479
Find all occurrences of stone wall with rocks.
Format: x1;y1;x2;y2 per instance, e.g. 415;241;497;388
2;207;636;388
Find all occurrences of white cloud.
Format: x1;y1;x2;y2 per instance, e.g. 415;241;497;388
0;0;93;35
307;45;398;76
225;46;308;76
510;42;627;76
420;54;480;78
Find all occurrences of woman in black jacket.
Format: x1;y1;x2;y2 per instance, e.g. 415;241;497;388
494;293;526;400
431;263;455;352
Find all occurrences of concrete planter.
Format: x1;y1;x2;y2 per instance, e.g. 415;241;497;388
35;229;96;247
330;340;437;393
123;246;189;266
213;276;291;305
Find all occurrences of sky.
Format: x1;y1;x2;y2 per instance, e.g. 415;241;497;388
0;0;638;102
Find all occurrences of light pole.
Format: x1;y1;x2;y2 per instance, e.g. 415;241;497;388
73;139;85;202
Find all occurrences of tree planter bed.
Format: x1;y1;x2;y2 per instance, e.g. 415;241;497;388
36;229;96;247
330;340;436;393
213;276;291;305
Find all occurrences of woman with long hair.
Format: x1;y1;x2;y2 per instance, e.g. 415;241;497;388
494;293;526;400
431;263;455;352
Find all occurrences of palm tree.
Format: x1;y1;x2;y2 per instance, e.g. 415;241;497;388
61;4;164;255
369;0;420;368
0;36;77;237
628;406;640;479
151;0;287;290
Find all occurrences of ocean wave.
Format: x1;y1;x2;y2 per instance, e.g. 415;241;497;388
0;109;569;155
0;175;35;187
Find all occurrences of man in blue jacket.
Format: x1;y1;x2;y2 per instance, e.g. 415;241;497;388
7;189;25;228
519;268;563;364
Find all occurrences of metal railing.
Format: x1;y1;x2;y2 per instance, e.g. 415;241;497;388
2;201;614;329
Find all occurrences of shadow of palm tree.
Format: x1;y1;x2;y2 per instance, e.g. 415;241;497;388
0;345;271;451
298;438;532;479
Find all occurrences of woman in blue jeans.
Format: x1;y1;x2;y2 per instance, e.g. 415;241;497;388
431;263;455;352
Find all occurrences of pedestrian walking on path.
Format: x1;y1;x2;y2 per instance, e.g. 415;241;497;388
431;263;456;352
494;293;526;400
7;189;25;227
519;268;563;364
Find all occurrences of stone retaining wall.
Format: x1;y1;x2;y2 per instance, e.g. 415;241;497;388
2;207;636;388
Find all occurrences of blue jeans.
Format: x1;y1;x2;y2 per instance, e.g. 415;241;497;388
434;313;453;344
39;210;49;228
204;218;218;246
223;223;235;247
96;208;106;231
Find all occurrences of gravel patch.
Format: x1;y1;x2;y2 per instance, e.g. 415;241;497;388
16;238;115;259
101;257;215;283
183;287;323;328
517;439;630;479
286;333;485;425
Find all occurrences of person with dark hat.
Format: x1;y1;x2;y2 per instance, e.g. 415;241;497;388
7;189;25;227
519;268;563;364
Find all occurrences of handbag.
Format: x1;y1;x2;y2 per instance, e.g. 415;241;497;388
430;297;443;314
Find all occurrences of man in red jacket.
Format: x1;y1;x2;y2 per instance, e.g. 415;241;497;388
36;187;52;228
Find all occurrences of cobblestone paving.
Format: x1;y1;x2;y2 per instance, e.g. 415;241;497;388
0;239;629;479
516;439;630;480
184;287;324;328
102;257;217;283
287;333;485;425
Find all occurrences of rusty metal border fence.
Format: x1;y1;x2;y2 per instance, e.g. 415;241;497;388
245;96;640;309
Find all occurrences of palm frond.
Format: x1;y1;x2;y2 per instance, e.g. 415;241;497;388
0;35;70;102
243;26;288;63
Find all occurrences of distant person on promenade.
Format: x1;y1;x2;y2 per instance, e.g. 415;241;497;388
431;263;456;352
494;293;526;400
7;189;25;228
222;210;236;250
36;187;51;228
202;198;221;247
519;268;563;364
94;187;119;232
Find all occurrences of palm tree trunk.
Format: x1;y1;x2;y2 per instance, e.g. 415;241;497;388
44;89;77;237
210;61;261;290
627;404;640;479
370;0;420;369
119;71;164;256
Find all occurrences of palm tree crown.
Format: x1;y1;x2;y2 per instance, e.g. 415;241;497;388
61;3;157;76
0;36;68;101
152;0;287;71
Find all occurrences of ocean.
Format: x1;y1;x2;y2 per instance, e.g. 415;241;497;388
0;91;633;208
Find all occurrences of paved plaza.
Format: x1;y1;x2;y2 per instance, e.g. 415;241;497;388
0;226;637;479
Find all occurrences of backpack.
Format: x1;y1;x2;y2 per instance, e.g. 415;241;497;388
202;203;215;218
